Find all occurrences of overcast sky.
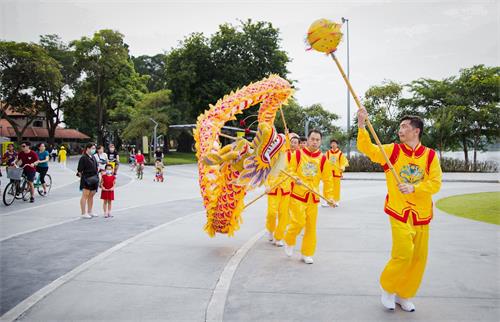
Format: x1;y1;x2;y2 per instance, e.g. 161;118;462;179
1;0;498;129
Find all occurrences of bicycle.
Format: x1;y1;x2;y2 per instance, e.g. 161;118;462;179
2;166;31;206
34;171;52;196
136;163;144;180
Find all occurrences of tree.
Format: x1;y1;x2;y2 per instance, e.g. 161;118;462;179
38;35;79;145
164;19;291;122
132;54;167;92
453;65;500;169
403;78;460;158
0;41;62;142
361;81;403;144
122;89;172;143
275;100;342;139
70;29;148;145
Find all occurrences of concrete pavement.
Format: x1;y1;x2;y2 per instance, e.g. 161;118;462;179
0;162;498;321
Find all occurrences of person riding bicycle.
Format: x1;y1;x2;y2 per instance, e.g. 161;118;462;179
135;150;145;180
36;143;50;195
2;143;17;181
107;144;120;175
16;141;39;203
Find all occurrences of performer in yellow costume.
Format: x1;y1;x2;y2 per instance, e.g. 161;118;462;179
357;109;442;312
265;134;300;246
322;138;349;207
58;146;67;168
284;129;335;264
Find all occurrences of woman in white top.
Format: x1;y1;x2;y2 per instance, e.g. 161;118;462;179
94;145;109;173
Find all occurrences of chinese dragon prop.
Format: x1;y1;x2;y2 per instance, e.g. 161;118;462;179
194;75;294;237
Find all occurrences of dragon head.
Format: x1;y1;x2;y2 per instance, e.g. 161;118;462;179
236;122;287;188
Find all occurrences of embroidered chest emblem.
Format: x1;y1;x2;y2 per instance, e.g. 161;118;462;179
329;155;337;165
302;161;319;177
400;164;424;184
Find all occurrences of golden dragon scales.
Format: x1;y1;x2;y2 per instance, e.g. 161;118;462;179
194;75;294;237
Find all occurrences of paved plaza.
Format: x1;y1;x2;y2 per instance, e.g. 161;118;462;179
0;158;498;321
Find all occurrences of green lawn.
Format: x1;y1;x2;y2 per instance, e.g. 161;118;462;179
163;152;197;165
436;192;500;225
119;152;197;166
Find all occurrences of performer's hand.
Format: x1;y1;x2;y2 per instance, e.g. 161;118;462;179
398;183;415;194
265;187;271;193
295;178;303;186
357;108;368;128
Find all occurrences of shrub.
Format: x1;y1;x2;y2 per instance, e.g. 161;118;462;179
345;155;498;173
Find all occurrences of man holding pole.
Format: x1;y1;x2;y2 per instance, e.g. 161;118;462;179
264;133;300;247
322;138;349;207
283;129;335;264
357;109;442;312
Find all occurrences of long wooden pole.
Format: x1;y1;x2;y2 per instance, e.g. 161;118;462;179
279;108;288;134
330;53;401;184
219;132;238;141
280;170;335;205
243;176;289;209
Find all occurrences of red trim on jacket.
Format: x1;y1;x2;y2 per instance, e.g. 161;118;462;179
426;149;436;174
384;194;432;225
382;144;401;172
400;142;425;158
320;155;327;172
302;147;322;158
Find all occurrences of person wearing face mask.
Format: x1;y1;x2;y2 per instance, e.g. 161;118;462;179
77;143;99;219
100;164;116;218
107;144;120;175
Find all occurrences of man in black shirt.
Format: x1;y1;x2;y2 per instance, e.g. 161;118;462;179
107;144;120;174
154;147;163;162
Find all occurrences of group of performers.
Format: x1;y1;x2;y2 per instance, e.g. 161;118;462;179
264;110;442;312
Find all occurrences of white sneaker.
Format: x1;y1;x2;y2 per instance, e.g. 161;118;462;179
302;255;314;264
275;239;284;247
90;213;99;217
266;231;274;242
320;202;329;207
334;201;340;207
81;214;92;219
380;286;396;310
284;244;293;257
395;296;415;312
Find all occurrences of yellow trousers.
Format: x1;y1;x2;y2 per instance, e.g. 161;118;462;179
323;177;341;201
266;191;290;241
380;216;429;298
284;197;318;257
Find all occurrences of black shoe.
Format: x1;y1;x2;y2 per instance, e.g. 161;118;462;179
29;197;35;203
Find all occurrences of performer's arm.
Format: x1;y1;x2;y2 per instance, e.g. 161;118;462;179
413;155;442;195
356;108;393;165
341;153;349;171
357;128;393;165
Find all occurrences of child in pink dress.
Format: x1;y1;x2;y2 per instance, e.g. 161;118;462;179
100;164;116;218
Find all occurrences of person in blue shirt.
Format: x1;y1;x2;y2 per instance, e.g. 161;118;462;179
36;143;50;195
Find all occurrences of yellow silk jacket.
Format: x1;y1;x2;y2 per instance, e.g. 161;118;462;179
288;147;334;203
357;128;442;225
325;148;349;177
265;150;294;195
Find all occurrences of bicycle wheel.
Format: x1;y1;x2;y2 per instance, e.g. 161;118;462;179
3;182;16;206
21;180;30;201
37;174;52;196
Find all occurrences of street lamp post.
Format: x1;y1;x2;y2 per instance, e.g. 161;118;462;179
342;17;351;157
150;118;158;152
